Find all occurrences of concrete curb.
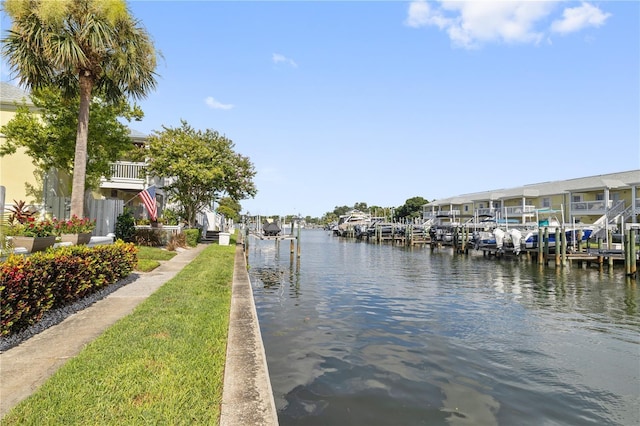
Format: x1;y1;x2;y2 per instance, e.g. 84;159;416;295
220;244;279;425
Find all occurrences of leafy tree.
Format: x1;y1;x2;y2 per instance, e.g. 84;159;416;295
353;202;368;212
332;205;351;217
0;87;143;191
147;121;257;227
216;197;241;222
2;0;157;217
394;196;428;221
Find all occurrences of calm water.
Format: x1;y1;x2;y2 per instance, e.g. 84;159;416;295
248;229;640;426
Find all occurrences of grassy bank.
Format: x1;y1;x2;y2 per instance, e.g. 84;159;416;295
2;240;236;425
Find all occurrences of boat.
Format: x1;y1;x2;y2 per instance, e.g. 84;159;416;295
334;210;372;236
523;210;593;250
262;219;281;236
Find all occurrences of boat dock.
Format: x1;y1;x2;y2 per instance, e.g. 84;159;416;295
335;223;638;277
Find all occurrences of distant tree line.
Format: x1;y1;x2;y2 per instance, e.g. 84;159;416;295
317;197;430;225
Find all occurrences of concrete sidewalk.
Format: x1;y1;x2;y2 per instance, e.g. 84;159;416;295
0;242;278;424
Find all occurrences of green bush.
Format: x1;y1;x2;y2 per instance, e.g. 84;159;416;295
115;207;136;242
163;208;181;226
0;241;137;337
134;228;166;247
184;228;200;247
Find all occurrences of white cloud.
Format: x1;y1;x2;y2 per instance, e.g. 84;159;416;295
272;53;298;68
551;2;611;34
405;0;610;49
205;96;234;110
405;0;448;29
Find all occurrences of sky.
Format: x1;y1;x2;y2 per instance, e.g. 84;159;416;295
2;1;639;218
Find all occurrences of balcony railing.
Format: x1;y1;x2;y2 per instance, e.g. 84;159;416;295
571;200;610;215
475;205;535;217
99;161;147;190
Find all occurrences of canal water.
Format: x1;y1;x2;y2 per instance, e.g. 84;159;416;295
247;229;639;426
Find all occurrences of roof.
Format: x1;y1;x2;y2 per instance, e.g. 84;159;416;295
128;128;148;141
426;170;640;207
0;81;34;107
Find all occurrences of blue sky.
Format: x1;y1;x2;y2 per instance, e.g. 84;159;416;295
2;1;639;218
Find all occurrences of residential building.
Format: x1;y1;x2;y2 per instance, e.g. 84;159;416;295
424;171;640;233
0;82;161;230
1;82;41;209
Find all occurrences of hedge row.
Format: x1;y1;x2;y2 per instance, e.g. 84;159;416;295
0;241;138;337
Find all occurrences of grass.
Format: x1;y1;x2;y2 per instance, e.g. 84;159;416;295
135;246;178;272
2;237;236;425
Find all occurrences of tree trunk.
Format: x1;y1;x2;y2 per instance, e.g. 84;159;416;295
70;73;93;218
188;206;197;228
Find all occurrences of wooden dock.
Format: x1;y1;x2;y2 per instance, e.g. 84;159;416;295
337;225;638;276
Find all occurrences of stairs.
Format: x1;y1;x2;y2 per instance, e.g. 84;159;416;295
590;201;634;241
201;230;220;243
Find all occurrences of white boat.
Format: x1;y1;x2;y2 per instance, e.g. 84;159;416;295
335;210;371;236
523;210;593;250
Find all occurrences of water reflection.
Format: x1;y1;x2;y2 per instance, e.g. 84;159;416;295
249;230;640;426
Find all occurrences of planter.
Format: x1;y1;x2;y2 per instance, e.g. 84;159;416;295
60;232;92;245
11;235;56;253
219;232;231;246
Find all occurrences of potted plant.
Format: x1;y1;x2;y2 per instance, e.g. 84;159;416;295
8;217;57;253
53;215;96;245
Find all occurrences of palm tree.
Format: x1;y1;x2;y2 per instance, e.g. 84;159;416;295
2;0;157;217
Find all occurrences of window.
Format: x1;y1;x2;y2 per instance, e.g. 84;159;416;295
542;197;551;208
595;193;605;201
572;194;583;203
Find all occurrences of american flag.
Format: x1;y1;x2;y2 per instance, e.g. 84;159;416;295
139;186;157;221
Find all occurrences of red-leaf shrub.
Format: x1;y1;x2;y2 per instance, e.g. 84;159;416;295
0;241;138;336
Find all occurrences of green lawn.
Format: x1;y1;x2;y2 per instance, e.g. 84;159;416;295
135;246;178;272
2;240;236;425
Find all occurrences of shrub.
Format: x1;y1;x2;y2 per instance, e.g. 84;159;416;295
115;208;136;242
166;232;187;251
163;208;181;226
0;241;137;337
7;217;55;237
184;228;200;247
53;215;96;234
134;228;165;247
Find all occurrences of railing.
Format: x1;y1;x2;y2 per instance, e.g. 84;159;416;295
100;161;147;189
502;205;536;216
476;205;535;217
435;210;461;217
109;161;146;181
571;200;610;215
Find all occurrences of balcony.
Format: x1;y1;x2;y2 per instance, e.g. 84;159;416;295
99;161;147;190
570;200;610;216
476;205;535;217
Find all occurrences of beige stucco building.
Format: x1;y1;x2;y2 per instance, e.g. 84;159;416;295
0;82;40;207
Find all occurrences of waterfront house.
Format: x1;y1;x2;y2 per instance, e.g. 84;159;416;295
1;82;226;235
0;82;164;231
424;171;640;235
